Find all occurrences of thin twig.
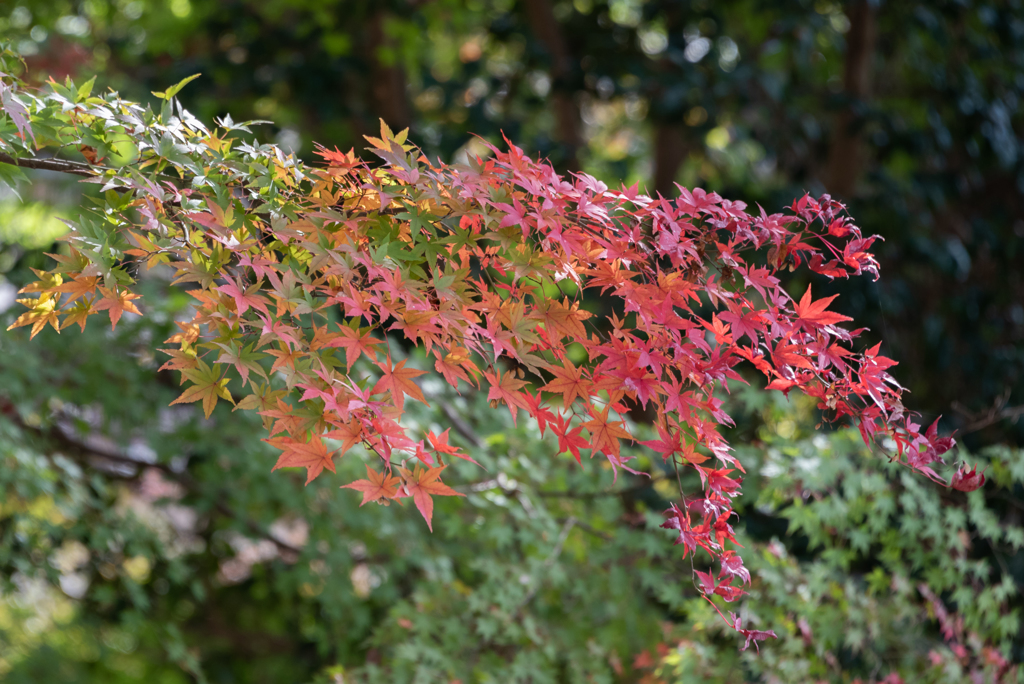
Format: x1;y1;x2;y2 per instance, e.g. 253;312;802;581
953;389;1024;436
441;403;485;448
535;474;665;499
567;517;612;541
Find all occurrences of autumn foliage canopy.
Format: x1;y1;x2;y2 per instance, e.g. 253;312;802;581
0;67;972;647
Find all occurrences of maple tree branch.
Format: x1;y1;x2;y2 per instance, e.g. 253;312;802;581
962;406;1024;435
0;151;104;177
0;399;181;477
0;151;186;196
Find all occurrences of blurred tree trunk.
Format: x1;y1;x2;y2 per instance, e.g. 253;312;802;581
654;125;689;197
368;9;411;133
825;0;876;197
650;1;690;197
523;0;582;170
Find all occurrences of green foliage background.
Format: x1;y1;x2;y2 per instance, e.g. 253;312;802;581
0;1;1022;681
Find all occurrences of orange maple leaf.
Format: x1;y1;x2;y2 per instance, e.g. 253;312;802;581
266;342;304;373
306;322;341;352
7;296;60;338
61;301;94;332
391;308;441;347
324;419;365;456
534;298;591;340
341;464;402;505
332;325;383;371
398;464;464;531
581;405;633;457
373;356;426;410
484;367;530;424
541;359;591;408
91;286;142;330
258;397;309;437
434;345;479;389
165;320;201;347
52;275;99;306
267;433;336;485
158;347;199;373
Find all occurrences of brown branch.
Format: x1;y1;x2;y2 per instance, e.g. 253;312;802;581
0;151;103;177
0;150;185;192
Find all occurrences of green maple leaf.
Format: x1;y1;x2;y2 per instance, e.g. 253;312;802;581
170;359;234;418
213;340;268;386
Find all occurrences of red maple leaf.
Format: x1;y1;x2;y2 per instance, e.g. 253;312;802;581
661;504;713;559
267;433;336;485
331;325;383;371
522;390;557;436
718;549;750;584
551;414;589;465
950;462;986;492
729;612;777;653
373;356;427;410
792;285;853;330
641;423;682;460
703;468;742;498
426;428;481;467
398;464;465;531
216;274;270;317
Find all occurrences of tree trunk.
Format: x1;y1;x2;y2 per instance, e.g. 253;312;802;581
523;0;582;170
653;124;689;197
825;0;877;198
368;10;411;133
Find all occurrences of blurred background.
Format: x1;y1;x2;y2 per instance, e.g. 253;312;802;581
0;1;1023;682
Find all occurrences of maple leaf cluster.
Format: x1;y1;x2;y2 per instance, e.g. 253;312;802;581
1;74;972;644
